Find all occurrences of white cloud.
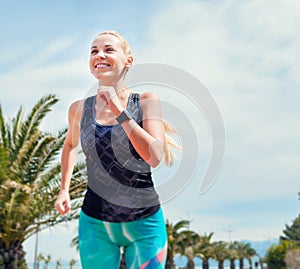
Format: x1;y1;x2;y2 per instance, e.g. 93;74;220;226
138;0;300;90
136;0;300;167
135;0;300;241
18;36;78;69
0;54;95;132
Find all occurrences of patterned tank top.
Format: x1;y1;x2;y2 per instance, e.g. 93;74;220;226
80;92;160;222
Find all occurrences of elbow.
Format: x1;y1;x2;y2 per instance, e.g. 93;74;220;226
149;156;162;168
147;139;164;168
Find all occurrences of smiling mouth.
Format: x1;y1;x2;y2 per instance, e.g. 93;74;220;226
95;63;111;69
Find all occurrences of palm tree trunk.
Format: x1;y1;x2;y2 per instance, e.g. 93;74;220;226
202;260;209;269
248;258;253;269
186;259;195;269
230;259;235;269
0;242;27;269
239;258;244;269
218;260;224;269
165;257;176;269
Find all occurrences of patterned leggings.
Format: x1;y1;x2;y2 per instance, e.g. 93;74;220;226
78;208;167;269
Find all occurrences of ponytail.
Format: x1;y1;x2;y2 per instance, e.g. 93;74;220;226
163;121;182;166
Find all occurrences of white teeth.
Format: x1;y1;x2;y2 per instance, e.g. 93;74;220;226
96;63;109;68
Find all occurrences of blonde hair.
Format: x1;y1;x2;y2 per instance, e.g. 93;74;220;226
163;121;182;166
98;30;131;55
97;30;182;166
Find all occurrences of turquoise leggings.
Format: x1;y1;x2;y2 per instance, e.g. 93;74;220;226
78;208;167;269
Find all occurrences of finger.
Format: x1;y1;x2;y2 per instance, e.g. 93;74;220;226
98;94;108;105
55;203;65;215
97;90;109;104
55;200;69;215
99;85;114;91
63;200;71;212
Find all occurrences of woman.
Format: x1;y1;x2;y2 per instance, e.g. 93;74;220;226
55;31;178;269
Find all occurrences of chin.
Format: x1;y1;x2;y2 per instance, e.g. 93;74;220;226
92;71;108;80
92;74;113;85
92;70;124;83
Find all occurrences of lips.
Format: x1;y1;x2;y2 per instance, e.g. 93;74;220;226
95;63;111;69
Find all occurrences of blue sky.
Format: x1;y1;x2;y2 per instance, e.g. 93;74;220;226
1;0;300;266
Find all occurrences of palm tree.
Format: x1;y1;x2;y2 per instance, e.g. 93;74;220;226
258;256;265;269
195;232;215;269
165;219;191;269
0;95;87;268
228;242;238;269
69;258;76;269
70;236;79;251
177;231;201;269
213;241;229;269
55;259;62;269
234;241;256;269
246;245;257;269
36;253;45;269
43;255;51;269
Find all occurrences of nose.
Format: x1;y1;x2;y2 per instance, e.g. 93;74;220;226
96;50;105;59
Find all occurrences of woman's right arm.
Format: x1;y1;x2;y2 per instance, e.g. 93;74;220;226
54;100;83;215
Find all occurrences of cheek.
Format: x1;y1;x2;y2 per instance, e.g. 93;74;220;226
89;57;95;69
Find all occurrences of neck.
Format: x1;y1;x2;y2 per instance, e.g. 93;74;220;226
98;80;130;96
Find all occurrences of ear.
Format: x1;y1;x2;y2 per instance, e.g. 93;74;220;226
125;55;134;68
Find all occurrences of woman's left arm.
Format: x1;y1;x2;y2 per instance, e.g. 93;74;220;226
121;92;164;168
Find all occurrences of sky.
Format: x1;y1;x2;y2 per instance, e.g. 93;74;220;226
1;0;300;266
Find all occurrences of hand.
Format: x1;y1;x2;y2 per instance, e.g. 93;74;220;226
97;86;124;115
54;190;71;215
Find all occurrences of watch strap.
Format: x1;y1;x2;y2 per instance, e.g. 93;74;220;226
116;109;133;124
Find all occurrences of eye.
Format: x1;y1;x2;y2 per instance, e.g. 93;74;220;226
106;47;115;53
91;49;98;55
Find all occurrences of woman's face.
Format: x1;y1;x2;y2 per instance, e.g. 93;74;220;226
89;34;133;82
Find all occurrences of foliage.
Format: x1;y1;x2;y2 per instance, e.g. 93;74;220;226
195;232;215;269
165;219;191;269
162;219;262;269
176;229;200;269
265;240;296;269
232;241;256;269
280;214;300;246
0;95;87;268
266;203;300;269
213;241;229;269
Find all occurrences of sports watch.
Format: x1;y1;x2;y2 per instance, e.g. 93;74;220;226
115;109;133;124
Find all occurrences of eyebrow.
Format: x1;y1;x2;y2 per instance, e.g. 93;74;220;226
90;44;114;49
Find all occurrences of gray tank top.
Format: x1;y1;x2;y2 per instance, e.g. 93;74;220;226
80;92;160;222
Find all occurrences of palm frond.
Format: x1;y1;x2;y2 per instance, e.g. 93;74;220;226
13;94;58;160
0;104;8;148
173;220;190;231
11;106;24;151
0;145;9;184
0;95;88;255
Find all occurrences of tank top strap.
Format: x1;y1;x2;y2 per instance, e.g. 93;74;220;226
80;95;95;137
127;92;143;125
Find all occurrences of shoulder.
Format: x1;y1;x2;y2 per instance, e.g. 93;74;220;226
140;91;160;101
139;92;162;115
68;99;85;120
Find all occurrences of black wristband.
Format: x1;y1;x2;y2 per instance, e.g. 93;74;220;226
116;109;133;124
